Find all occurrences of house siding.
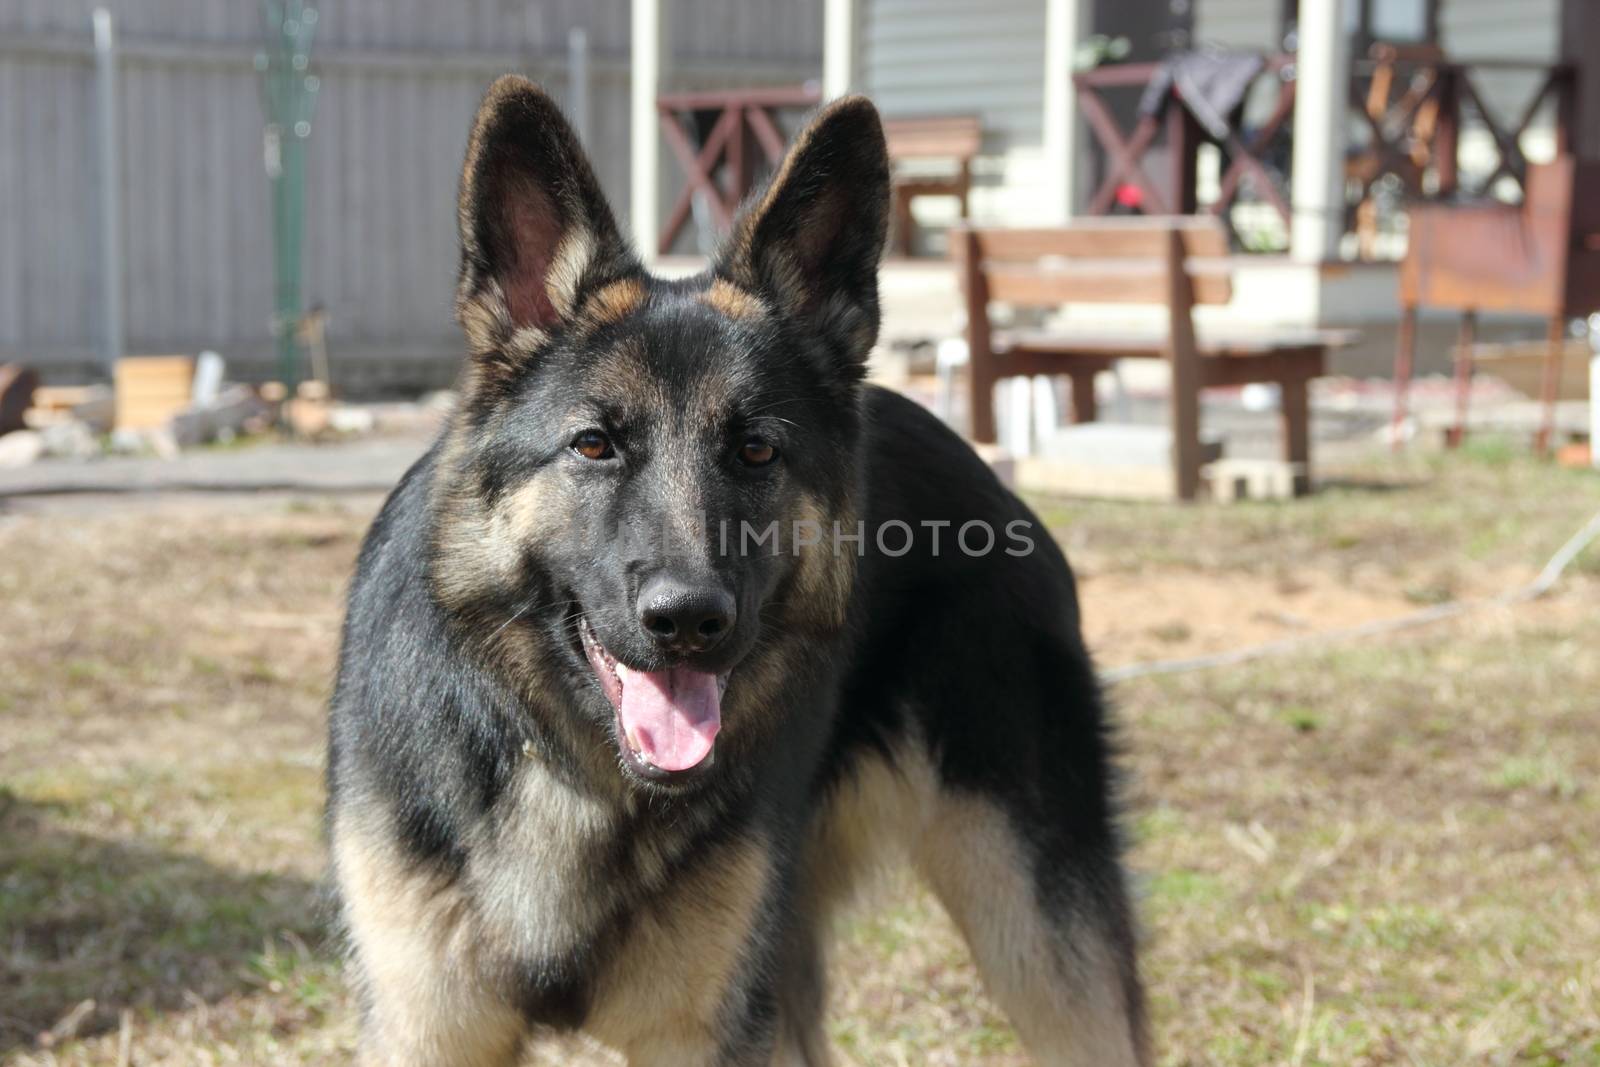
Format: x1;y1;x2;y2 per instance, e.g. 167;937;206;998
1193;0;1560;60
1439;0;1558;60
860;0;1050;225
1194;0;1282;51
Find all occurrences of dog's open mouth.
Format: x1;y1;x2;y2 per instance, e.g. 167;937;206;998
577;615;728;776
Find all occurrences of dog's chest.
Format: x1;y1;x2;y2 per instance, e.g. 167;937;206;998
461;760;779;1043
462;759;613;962
464;759;715;965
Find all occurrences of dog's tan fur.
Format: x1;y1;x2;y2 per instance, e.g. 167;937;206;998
700;278;768;321
785;492;858;634
583;277;649;325
916;795;1147;1066
771;734;1146;1067
425;439;574;616
335;809;528;1067
586;835;773;1062
335;776;774;1066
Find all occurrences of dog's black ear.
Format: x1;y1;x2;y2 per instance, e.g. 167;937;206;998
455;76;634;361
715;96;890;367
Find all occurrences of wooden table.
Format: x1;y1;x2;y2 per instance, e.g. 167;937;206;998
884;115;983;257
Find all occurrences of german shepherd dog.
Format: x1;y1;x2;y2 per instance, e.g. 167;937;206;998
329;76;1146;1066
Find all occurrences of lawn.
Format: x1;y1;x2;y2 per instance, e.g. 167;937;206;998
2;443;1598;1066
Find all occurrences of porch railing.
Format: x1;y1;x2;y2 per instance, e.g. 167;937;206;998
1348;56;1577;200
1074;56;1296;229
655;84;822;256
1074;54;1578;256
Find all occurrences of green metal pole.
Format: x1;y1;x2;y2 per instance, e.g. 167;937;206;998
257;1;319;391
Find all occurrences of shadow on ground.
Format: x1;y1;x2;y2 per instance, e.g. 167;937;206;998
0;788;333;1053
1314;474;1426;494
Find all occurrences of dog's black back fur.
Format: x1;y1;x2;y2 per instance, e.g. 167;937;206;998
329;77;1146;1066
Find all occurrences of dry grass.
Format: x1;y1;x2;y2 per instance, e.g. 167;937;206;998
2;442;1598;1066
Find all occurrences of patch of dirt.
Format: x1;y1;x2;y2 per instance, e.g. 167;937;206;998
1077;565;1523;668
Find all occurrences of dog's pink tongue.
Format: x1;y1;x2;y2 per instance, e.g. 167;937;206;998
614;665;721;772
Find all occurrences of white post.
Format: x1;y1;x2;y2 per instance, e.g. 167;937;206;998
1589;314;1599;469
1043;0;1090;224
823;0;858;100
1590;353;1599;469
1289;0;1350;264
630;0;665;264
93;8;123;370
568;28;590;150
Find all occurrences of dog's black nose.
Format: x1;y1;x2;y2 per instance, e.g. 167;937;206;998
637;577;736;653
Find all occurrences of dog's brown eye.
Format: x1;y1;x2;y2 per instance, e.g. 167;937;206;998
571;430;614;460
739;437;777;467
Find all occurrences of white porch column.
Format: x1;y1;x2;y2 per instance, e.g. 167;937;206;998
823;0;859;100
1042;0;1091;223
1289;0;1350;263
1591;339;1600;470
630;0;665;264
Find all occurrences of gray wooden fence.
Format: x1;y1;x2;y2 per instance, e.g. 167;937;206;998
0;0;821;391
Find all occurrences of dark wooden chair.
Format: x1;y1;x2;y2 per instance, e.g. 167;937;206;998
884;116;982;256
953;217;1351;500
1393;157;1600;453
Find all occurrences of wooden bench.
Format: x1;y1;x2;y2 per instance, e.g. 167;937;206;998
952;217;1352;500
884;116;981;257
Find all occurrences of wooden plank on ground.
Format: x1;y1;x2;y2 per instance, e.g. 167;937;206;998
114;355;194;430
